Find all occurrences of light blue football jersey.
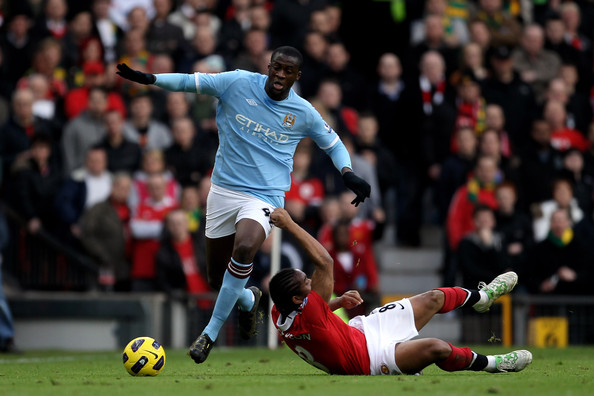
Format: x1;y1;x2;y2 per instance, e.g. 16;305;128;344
195;70;351;207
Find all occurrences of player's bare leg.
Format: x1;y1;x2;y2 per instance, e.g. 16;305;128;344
189;220;265;364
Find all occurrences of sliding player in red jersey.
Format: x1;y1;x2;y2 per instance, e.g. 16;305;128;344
269;208;532;376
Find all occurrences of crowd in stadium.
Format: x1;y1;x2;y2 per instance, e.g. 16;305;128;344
1;0;594;308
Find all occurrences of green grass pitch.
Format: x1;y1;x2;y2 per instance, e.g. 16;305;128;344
0;345;592;396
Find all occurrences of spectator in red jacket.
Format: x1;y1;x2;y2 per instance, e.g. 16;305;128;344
446;155;501;251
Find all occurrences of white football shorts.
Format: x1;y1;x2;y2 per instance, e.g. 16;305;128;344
349;298;419;375
205;183;276;239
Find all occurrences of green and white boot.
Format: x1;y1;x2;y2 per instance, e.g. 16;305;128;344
473;271;518;313
487;350;533;373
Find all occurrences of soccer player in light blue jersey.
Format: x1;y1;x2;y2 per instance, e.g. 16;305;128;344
116;46;371;364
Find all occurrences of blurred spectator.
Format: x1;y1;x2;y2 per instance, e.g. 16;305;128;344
11;133;63;236
484;104;512;157
544;13;582;71
559;2;593;90
63;61;127;120
22;37;68;100
328;218;380;318
61;86;108;175
532;178;583;243
299;30;329;100
108;0;155;32
168;0;221;42
457;204;510;290
217;0;252;65
95;109;142;173
232;27;269;72
543;99;589;153
436;127;478;224
355;111;398;206
155;209;211;299
179;185;203;235
129;149;181;210
163;90;191;126
525;207;593;295
248;231;292;303
555;65;593;135
80;171;133;291
467;19;491;54
0;88;58;180
130;173;178;291
92;0;121;63
452;71;487;137
269;0;325;49
0;7;35;92
471;0;521;48
27;74;56;121
60;11;97;70
449;42;489;86
31;0;68;42
512;24;561;104
322;41;367;111
54;147;112;246
284;139;325;231
557;148;594;217
164;116;213;187
518;119;564;209
117;27;154;98
478;129;518;185
410;0;470;48
146;0;187;63
409;13;460;79
482;45;537;150
314;78;358;136
123;94;171;150
178;25;223;73
446;155;500;252
494;181;533;278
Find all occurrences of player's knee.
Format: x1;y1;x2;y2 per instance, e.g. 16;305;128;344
426;339;451;361
425;290;445;312
232;241;258;264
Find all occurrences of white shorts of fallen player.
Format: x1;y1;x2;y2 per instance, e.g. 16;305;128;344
350;298;419;375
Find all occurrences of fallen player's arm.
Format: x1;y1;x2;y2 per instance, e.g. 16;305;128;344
328;290;363;312
270;208;334;303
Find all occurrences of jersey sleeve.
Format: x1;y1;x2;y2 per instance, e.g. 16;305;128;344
308;114;352;171
196;70;247;98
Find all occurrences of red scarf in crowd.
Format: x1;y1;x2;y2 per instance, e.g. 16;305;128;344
420;76;446;115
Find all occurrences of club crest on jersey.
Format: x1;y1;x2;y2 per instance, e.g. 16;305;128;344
380;364;390;375
283;113;296;128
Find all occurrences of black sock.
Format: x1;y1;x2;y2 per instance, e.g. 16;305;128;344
465;289;481;306
468;353;488;371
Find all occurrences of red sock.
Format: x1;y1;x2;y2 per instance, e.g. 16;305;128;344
434;287;469;313
436;343;474;372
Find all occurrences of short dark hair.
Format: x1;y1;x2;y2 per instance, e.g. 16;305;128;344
269;268;302;316
271;46;303;70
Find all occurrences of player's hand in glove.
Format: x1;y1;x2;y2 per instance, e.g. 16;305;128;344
116;63;156;85
342;171;371;207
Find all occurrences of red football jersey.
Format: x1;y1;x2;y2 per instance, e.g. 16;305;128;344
271;291;370;375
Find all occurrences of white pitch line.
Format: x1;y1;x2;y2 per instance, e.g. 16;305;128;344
0;354;117;365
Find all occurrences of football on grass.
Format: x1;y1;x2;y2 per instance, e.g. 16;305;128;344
122;336;166;376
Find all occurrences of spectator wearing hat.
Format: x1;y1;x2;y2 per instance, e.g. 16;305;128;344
482;45;537;151
0;6;36;94
63;61;127;120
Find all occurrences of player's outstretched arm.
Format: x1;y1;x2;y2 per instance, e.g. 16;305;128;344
342;170;371;207
270;208;334;303
116;63;197;93
328;290;363;311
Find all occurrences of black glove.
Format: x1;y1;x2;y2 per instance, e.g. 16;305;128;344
342;171;371;207
116;63;156;85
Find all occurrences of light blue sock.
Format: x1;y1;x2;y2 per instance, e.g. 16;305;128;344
237;288;255;311
202;260;251;341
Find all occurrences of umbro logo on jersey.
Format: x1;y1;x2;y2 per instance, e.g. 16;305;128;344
246;98;258;106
